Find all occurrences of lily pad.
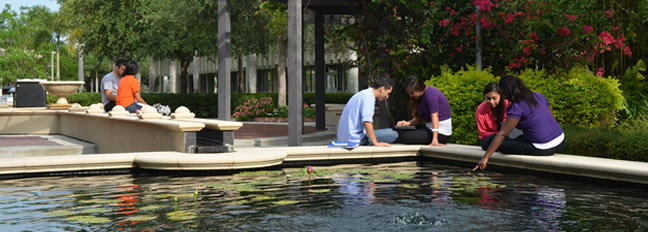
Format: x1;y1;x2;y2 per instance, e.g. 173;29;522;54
47;210;76;217
167;210;197;221
400;184;419;189
307;189;331;193
254;196;276;201
140;205;164;211
65;215;111;224
234;170;284;177
81;208;112;214
79;199;120;204
128;215;157;221
273;200;299;205
230;200;249;205
152;193;195;199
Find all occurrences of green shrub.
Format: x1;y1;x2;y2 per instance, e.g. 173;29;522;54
521;66;624;128
561;125;615;158
304;92;353;105
231;97;274;121
268;105;315;118
562;124;648;162
425;65;498;145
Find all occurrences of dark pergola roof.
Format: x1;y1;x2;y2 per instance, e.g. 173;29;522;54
269;0;363;15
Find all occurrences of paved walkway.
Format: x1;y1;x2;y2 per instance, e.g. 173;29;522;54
234;122;329;139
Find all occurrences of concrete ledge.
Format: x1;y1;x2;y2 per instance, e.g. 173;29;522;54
419;144;648;185
174;118;243;131
135;150;286;170
0;153;136;175
237;145;421;162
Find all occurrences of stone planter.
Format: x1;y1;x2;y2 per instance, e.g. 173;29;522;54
253;117;315;122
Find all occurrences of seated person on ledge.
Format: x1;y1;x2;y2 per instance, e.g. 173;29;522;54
116;61;148;113
474;75;565;171
100;58;128;112
395;75;452;146
336;74;398;147
476;82;522;150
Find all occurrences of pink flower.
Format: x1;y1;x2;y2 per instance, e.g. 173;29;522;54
557;26;570;37
599;31;615;45
473;0;493;12
429;1;436;5
624;46;632;57
563;13;577;22
596;67;604;76
523;47;531;56
450;10;456;15
529;32;539;42
605;10;613;18
583;25;593;34
439;19;450;27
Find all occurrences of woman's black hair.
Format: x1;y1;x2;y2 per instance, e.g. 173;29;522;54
483;82;505;129
498;75;538;108
122;61;139;76
403;75;427;120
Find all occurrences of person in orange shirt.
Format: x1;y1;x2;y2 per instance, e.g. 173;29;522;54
116;61;148;113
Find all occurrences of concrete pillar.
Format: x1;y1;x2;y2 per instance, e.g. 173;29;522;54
346;50;359;93
169;60;177;93
314;10;326;130
77;47;84;91
149;59;156;92
163;76;168;93
246;54;257;93
193;51;200;93
218;0;232;120
288;0;303;146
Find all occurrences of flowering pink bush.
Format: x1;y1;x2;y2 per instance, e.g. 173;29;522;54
351;0;633;77
231;97;274;121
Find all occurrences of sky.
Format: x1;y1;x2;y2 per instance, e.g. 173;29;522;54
0;0;59;12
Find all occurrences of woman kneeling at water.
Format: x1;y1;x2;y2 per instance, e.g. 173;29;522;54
474;75;565;171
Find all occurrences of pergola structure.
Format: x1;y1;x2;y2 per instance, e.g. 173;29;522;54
218;0;363;146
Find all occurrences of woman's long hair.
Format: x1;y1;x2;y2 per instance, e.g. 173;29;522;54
483;82;505;129
403;75;427;121
498;75;538;109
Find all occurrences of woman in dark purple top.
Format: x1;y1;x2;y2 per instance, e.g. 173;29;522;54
396;75;452;146
474;75;565;171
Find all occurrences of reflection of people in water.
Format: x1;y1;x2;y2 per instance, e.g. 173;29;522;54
530;187;566;231
115;184;141;227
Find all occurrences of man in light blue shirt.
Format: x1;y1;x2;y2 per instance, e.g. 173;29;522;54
337;75;398;147
100;58;128;112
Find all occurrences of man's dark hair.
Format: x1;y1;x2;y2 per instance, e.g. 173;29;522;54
371;73;394;89
122;61;139;76
115;58;128;67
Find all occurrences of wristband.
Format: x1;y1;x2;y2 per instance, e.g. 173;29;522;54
431;128;439;132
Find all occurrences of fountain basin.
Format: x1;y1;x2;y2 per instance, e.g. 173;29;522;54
40;81;84;109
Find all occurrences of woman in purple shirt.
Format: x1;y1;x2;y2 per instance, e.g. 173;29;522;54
396;75;452;146
474;75;565;171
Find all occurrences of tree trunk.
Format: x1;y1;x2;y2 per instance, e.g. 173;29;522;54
180;58;191;94
277;36;288;106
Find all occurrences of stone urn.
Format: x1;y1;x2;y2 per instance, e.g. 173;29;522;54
40;81;85;109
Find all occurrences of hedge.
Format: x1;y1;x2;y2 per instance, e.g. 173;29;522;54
48;92;352;118
562;125;648;162
426;65;625;145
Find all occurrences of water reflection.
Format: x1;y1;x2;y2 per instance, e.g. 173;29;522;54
0;162;645;231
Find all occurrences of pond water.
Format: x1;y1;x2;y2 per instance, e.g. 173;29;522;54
0;161;646;231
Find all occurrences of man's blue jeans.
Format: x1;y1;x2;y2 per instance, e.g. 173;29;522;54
360;128;399;145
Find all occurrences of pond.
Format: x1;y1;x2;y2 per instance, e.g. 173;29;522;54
0;161;646;231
